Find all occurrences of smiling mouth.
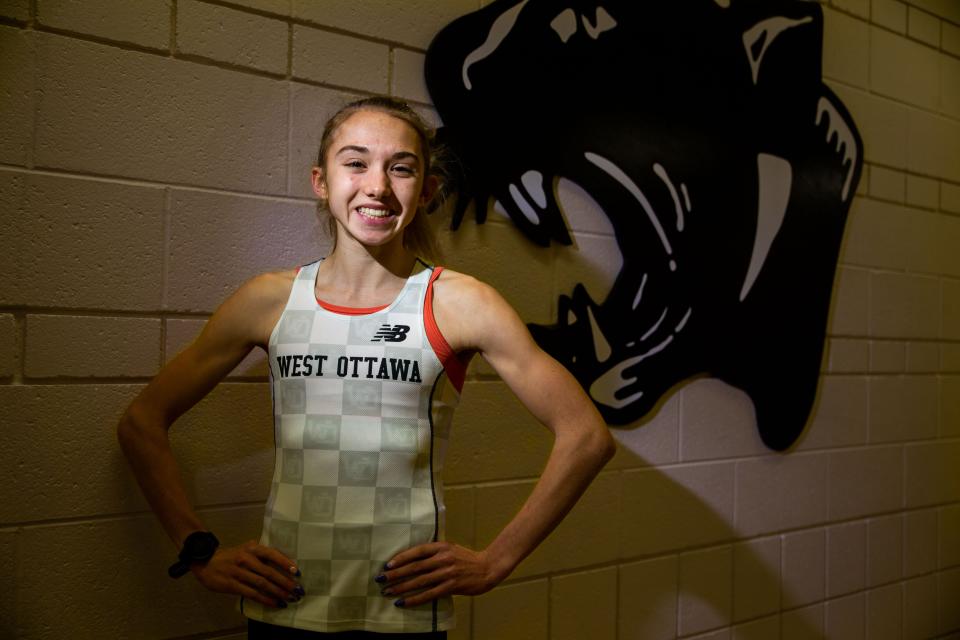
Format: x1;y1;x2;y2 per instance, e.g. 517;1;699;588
357;206;394;219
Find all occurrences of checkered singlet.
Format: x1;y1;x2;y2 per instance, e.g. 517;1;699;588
242;259;464;633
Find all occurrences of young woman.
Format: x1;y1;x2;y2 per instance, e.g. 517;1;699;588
118;97;615;639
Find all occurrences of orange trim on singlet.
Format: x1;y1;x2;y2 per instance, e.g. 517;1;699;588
316;299;390;315
424;267;469;393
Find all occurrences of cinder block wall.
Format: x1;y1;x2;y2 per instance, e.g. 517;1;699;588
0;1;957;638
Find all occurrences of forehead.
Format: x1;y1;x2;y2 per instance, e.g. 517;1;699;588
332;110;423;156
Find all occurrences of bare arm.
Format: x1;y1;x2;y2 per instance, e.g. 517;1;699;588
117;272;302;607
379;273;615;606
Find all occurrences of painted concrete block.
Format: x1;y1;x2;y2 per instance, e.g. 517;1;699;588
0;27;34;166
444;485;474;548
826;338;869;373
870;271;940;339
867;514;903;587
0;0;29;20
165;189;319;312
550;567;617;640
731;615;780;640
824;593;866;640
619;555;678;640
944;343;960;372
868;375;938;443
678;545;732;637
781;528;826;608
679;378;767;462
288;82;362;199
607;391;680;470
945;278;960;340
35;32;288;193
869;340;905;372
735;453;830;535
944;21;960;56
822;7;869;88
732;536;780;622
943;181;960;214
872;0;907;33
868;166;906;202
12;508;261;638
620;462;734;556
780;603;824;640
942;376;960;437
904;441;960;507
472;580;548;640
438;220;556;325
177;0;288;75
0;314;16;378
392;48;430;105
0;382;273;523
554;232;622;315
871;27;940;112
906;0;960;23
866;583;903;640
25;314;161;378
906;341;940;372
907;109;960;183
907;7;941;47
828;266;869;336
826;83;909;169
831;0;869;19
904;508;939;576
445;381;553;484
939;567;960;634
219;0;289;15
828;446;903;519
292;0;477;49
903;574;939;639
0;171;164;310
905;174;939;209
473;473;620;578
826;521;866;597
292;26;388;94
38;0;170;49
844;199;941;275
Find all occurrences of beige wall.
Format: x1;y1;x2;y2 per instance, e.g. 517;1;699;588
0;0;958;638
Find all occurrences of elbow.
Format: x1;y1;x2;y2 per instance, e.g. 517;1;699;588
594;427;617;467
117;402;164;454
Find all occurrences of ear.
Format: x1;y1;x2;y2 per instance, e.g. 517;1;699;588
311;167;327;199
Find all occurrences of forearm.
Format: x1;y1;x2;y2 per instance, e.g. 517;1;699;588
481;424;614;580
117;407;205;548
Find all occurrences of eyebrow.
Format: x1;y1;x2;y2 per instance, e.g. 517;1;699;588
335;145;421;164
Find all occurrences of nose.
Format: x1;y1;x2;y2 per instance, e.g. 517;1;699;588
364;167;391;198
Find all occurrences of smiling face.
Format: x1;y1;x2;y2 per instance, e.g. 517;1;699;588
312;109;430;253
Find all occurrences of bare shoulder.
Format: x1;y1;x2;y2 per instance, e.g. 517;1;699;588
432;268;524;353
205;268;298;350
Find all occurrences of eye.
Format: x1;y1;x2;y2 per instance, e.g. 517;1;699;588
344;160;365;169
391;164;416;176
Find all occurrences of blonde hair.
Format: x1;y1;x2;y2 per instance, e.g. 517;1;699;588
315;96;443;262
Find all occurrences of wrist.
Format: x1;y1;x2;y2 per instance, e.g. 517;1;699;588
168;530;219;578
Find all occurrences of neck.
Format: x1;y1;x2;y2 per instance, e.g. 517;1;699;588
315;234;417;305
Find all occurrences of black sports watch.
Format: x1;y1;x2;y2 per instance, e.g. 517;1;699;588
168;531;220;578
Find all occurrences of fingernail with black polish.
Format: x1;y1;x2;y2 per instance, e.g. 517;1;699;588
394;598;405;608
374;574;387;584
277;600;288;609
383;562;393;570
294;584;306;597
290;565;301;576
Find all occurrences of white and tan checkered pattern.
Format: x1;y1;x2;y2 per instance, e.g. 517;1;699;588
242;259;459;633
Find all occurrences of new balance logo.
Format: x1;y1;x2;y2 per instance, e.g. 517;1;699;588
371;324;410;343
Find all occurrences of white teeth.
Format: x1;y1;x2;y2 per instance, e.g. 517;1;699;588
358;206;390;218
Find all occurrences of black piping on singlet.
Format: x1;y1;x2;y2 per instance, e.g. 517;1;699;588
426;367;444;632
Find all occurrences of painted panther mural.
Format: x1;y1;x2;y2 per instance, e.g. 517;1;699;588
425;0;863;450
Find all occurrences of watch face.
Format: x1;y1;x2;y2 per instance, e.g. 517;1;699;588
183;531;219;562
